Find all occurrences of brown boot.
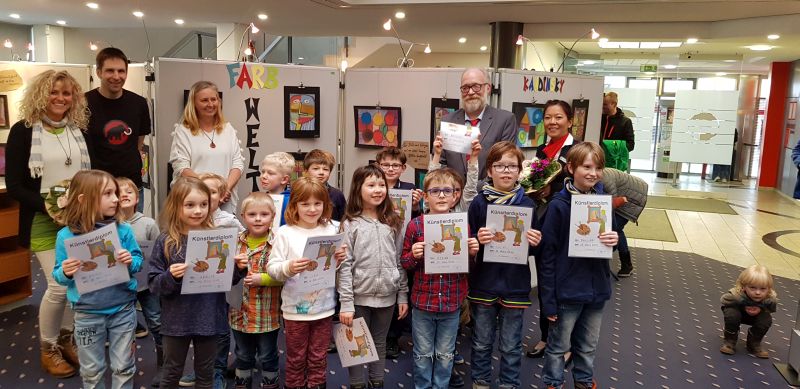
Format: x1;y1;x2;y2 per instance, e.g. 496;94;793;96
40;342;77;378
720;330;737;355
58;329;80;368
746;330;769;358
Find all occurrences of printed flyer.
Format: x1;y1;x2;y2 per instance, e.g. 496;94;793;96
389;189;413;239
134;240;154;292
181;227;239;294
334;318;380;367
484;204;532;264
294;234;344;293
423;212;469;274
440;122;479;154
270;194;285;232
568;194;613;259
65;223;131;295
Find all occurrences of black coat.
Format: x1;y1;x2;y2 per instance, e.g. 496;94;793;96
600;109;635;152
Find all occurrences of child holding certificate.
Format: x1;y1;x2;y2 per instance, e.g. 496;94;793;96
539;142;619;389
53;170;143;389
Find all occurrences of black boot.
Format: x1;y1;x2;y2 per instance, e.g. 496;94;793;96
617;251;633;277
151;344;164;387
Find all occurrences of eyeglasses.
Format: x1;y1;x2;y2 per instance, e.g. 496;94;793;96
379;163;404;170
459;83;488;94
426;188;455;197
492;164;520;173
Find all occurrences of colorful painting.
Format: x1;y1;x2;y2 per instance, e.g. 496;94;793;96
354;106;402;148
0;95;8;129
571;99;590;142
430;98;460;152
512;102;546;149
284;86;321;139
288;151;308;183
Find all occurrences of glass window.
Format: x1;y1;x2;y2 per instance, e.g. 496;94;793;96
760;78;770;98
628;79;658;89
604;76;626;89
663;79;694;93
697;77;737;91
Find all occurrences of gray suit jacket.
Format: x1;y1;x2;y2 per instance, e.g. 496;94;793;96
440;105;517;180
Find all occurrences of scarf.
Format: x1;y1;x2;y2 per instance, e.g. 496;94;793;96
564;177;597;195
542;134;569;160
483;182;525;205
29;118;91;179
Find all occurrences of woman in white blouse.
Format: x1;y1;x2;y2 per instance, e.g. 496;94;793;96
169;81;244;213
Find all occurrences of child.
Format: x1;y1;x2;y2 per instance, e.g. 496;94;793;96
338;165;409;389
148;177;248;388
720;264;777;358
400;168;479;389
468;141;543;389
260;152;295;226
117;177;164;386
430;134;481;212
52;169;143;388
304;149;347;222
539;142;619;389
267;177;346;389
199;172;245;232
229;192;283;388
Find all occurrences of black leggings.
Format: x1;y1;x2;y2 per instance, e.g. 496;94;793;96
161;335;218;389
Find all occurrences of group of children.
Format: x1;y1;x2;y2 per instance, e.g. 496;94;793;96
48;137;779;389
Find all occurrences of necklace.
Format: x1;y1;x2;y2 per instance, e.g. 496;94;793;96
52;127;73;166
201;128;216;148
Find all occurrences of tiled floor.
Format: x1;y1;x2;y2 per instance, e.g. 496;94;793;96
630;172;800;280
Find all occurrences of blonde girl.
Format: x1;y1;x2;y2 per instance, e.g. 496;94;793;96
720;264;777;358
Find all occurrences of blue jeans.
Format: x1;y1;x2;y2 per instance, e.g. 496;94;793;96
231;329;279;374
137;289;162;346
73;302;137;389
412;307;460;389
542;302;606;387
470;303;524;388
215;330;231;379
613;214;629;255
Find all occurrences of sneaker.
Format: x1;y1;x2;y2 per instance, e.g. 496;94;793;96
179;373;196;387
234;376;252;389
453;351;465;365
574;380;597;389
471;381;490;389
617;264;633;278
214;372;227;389
449;370;465;388
135;322;149;338
261;376;279;389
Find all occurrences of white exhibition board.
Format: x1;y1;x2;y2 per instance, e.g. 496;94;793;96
496;69;604;159
154;58;340;210
605;87;657;160
91;63;149;97
669;89;738;165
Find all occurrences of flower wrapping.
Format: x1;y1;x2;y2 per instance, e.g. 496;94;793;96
519;157;562;195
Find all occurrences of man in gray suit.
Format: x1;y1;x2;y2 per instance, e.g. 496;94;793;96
440;68;517;181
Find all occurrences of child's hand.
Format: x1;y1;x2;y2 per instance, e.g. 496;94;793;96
290;258;311;275
61;258;81;277
117;249;132;265
170;263;188;279
527;229;542;247
598;231;619;247
335;244;348;267
412;242;425;259
477;227;494;245
398;303;409;320
235;253;248;270
468;139;482;164
244;273;259;287
745;306;762;316
547;315;558;322
433;134;443;157
411;189;423;209
467;238;479;256
339;311;354;327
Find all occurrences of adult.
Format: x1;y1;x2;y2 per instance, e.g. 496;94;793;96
169;80;244;214
440;68;516;182
85;47;151;212
601;168;648;277
792;137;800;199
7;70;91;378
600;91;635;152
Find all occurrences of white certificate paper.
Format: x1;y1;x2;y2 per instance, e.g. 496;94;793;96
334;318;380;367
389;189;413;239
440;122;480;154
270;194;285;231
181;228;239;294
484;204;533;265
423;212;469;274
294;234;344;293
568;195;613;259
134;240;155;292
65;223;131;295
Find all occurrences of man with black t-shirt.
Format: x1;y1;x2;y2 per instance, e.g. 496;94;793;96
85;47;151;211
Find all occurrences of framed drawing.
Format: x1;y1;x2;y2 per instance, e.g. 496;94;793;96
284;86;321;139
430;98;460;152
288;151;308;183
0;95;8;129
571;99;590;142
354;106;402;149
512;102;546;149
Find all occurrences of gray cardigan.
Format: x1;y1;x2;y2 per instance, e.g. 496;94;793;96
601;168;648;223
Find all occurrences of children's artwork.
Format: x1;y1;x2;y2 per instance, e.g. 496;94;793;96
294;234;344;293
389;189;413;239
571;99;590;142
354;106;402;148
134;240;155;292
440;122;480;154
284;86;321;139
0;95;8;129
65;223;131;295
181;227;239;294
287;151;307;183
484;204;533;265
141;144;151;189
269;194;285;232
568;195;613;259
334;318;380;367
512;102;546;149
430;98;460;152
423;213;469;274
414;169;427;191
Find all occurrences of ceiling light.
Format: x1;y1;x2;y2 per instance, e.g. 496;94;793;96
56;20;66;25
86;2;99;9
249;23;259;34
395;11;405;19
598;37;608;44
619;41;639;49
686;38;698;44
3;39;12;49
9;13;20;19
663;64;677;69
748;45;772;51
174;19;184;25
297;56;304;60
424;44;431;54
723;59;738;63
582;60;596;65
640;42;660;49
383;19;392;31
89;41;97;51
458;37;467;44
132;11;144;18
598;41;620;49
659;42;682;48
244;47;252;56
590;28;599;40
258;13;268;20
479;45;487;51
716;72;727;76
767;34;780;40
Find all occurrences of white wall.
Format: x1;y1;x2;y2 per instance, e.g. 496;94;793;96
63;27;215;65
523;41;563;72
353;44;488;69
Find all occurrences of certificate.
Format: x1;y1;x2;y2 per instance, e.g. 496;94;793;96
181;228;239;294
65;223;131;295
270;194;285;231
294;234;344;293
440;122;479;154
423;212;469;274
389;189;413;239
334;318;380;367
134;240;155;292
568;194;613;259
484;204;533;265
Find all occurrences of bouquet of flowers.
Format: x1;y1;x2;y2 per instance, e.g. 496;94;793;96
519;157;562;196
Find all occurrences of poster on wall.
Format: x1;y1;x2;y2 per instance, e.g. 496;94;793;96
284;86;320;139
571;99;590;142
430;98;460;152
288;151;308;183
354;106;402;148
0;94;8;129
512;102;546;149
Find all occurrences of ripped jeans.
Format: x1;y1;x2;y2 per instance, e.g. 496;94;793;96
411;307;460;389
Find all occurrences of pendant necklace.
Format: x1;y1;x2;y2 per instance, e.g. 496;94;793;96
54;127;73;166
202;128;216;148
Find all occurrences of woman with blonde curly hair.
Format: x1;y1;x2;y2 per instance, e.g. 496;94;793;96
6;69;91;378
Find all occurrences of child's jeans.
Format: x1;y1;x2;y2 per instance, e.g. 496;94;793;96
348;305;394;386
284;316;332;388
412;307;460;389
136;289;162;345
73;302;136;389
470;303;524;388
722;306;773;339
231;328;280;375
542;301;605;388
162;335;217;388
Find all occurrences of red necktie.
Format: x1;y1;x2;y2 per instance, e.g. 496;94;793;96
466;118;480;161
